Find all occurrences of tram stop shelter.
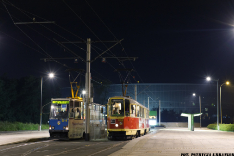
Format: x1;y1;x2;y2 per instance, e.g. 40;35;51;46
181;113;202;131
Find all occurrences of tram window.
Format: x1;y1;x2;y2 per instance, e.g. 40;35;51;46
69;101;74;118
141;108;145;118
136;105;140;117
50;103;69;119
110;99;124;116
131;105;136;117
125;99;130;116
70;101;74;108
74;101;80;107
139;107;142;117
96;105;100;120
74;101;81;120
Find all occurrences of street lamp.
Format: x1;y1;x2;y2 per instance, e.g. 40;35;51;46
82;90;86;99
193;93;202;128
39;73;54;131
220;81;230;124
206;76;219;130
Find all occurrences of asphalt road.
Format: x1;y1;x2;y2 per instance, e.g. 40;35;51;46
0;138;129;156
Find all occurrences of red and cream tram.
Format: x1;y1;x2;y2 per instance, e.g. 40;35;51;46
107;96;150;140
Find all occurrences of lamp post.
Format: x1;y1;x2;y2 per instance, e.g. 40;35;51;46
39;73;54;131
206;76;219;130
193;93;202;128
220;81;230;124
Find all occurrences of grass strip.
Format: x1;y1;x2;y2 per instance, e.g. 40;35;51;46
0;121;49;131
207;123;234;131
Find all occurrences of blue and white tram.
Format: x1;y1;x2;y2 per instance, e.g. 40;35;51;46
49;98;105;139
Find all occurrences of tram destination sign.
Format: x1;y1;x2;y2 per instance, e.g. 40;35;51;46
111;99;123;102
52;101;69;104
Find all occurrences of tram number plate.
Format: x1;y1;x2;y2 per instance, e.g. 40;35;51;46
111;119;115;124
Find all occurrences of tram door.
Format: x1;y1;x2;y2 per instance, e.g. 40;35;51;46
68;100;85;138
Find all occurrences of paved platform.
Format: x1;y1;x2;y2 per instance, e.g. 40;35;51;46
111;127;234;156
0;130;49;146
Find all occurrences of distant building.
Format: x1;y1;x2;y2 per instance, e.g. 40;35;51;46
103;83;234;124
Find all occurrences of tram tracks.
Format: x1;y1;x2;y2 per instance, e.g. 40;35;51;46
0;140;54;153
21;144;49;156
45;142;104;156
0;139;129;156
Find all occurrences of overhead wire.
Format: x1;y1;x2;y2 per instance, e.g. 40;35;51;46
2;0;120;94
85;0;144;83
84;0;159;103
2;0;87;57
3;1;54;60
63;0;126;68
7;0;118;84
2;0;86;42
84;0;142;86
2;1;116;88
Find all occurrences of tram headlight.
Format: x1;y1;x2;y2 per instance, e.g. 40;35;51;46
64;126;69;130
115;124;118;127
52;126;55;129
49;125;51;130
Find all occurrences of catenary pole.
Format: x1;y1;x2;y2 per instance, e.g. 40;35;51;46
39;77;43;131
159;100;161;126
135;85;137;101
148;97;149;109
85;38;91;141
217;80;219;131
199;95;201;128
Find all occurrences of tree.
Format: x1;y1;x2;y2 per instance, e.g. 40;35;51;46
0;75;61;124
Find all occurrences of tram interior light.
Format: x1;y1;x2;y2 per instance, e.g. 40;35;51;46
149;120;156;126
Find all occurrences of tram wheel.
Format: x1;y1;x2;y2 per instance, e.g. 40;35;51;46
138;131;141;137
135;132;138;138
130;135;133;140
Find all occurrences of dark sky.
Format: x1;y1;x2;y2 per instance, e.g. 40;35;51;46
1;0;234;87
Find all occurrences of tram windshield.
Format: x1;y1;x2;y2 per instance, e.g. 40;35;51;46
50;101;69;119
110;99;124;116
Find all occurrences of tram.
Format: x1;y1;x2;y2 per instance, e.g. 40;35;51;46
107;96;150;140
49;83;106;139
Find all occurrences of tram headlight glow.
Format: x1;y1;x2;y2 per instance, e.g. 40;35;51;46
64;126;68;130
49;125;51;130
149;120;156;126
115;124;118;127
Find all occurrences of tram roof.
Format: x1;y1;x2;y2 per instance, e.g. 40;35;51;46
51;98;83;102
109;96;149;110
51;98;104;106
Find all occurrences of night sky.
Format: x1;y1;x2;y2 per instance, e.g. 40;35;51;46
1;0;234;87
